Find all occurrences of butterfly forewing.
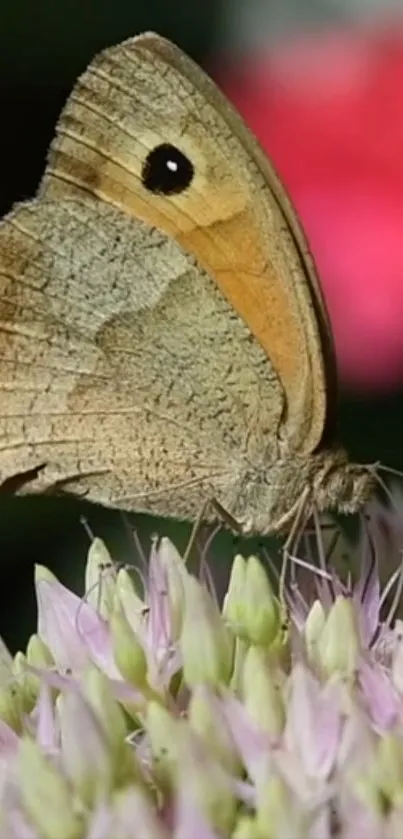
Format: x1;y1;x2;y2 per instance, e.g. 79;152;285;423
0;33;355;534
40;32;334;456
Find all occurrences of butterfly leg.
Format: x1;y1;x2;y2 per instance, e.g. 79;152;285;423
279;485;312;605
183;497;244;564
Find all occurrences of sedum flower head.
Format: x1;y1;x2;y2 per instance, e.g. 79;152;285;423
2;499;403;836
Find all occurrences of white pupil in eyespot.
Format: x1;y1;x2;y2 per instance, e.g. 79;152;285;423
166;160;178;172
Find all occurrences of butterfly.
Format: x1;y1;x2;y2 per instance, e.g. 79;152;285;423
0;32;374;535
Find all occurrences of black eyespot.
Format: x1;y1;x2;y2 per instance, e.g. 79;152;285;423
141;143;194;195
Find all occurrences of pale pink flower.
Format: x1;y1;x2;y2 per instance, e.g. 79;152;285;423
0;508;403;836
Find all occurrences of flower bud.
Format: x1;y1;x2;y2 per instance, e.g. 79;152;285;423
58;689;113;807
256;774;304;837
242;647;285;738
156;537;188;640
82;667;134;787
229;637;249;694
223;554;247;629
12;652;38;713
36;563;60;583
83;666;127;740
189;686;241;775
19;737;83;839
0;640;25;730
20;634;56;710
318;596;360;678
180;576;233;687
26;633;54;668
146;701;182;788
112;786;168;839
377;733;403;808
224;555;280;647
176;731;237;836
232;814;265;839
304;599;326;663
110;596;147;689
353;766;386;816
0;680;23;733
116;568;146;634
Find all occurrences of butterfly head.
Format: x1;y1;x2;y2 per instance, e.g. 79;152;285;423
232;447;375;537
313;448;375;516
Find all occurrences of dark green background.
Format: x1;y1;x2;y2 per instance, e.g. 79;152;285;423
1;0;402;651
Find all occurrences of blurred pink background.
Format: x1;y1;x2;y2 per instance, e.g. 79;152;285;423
216;27;403;393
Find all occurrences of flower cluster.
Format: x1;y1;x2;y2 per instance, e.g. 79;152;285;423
1;512;403;837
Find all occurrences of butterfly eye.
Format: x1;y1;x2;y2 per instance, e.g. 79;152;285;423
141;143;194;195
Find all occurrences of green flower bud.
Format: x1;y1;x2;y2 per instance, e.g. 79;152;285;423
82;667;134;788
256;775;304;838
224;555;280;647
353;766;388;817
304;599;326;663
83;666;127;741
318;596;360;678
58;690;113;807
0;679;23;733
180;576;233;687
232;813;266;839
116;568;146;634
112;786;168;839
156;537;188;640
229;637;249;694
12;652;37;713
189;685;241;775
377;733;403;808
110;596;148;689
0;636;13;681
35;564;58;584
20;634;56;710
19;737;83;839
223;554;247;629
176;732;237;836
146;701;182;789
26;633;54;668
242;647;285;738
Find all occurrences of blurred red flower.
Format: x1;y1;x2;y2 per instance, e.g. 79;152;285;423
216;28;403;392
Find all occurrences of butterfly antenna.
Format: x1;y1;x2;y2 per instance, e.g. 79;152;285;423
379;558;403;614
367;461;403;512
377;462;403;480
279;485;310;604
358;512;377;594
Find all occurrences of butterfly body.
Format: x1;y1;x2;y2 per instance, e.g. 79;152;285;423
0;33;373;534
